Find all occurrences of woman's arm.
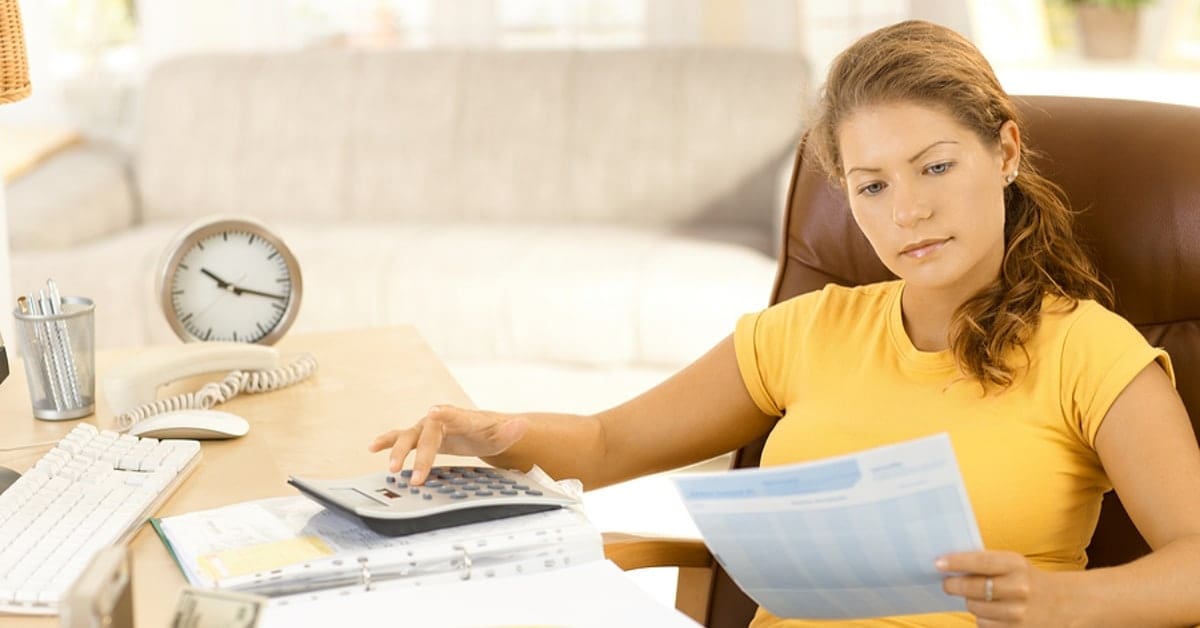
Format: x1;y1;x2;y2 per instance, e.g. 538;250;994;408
939;362;1200;626
371;335;778;490
1075;361;1200;626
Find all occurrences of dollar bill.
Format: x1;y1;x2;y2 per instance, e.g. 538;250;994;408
171;586;267;628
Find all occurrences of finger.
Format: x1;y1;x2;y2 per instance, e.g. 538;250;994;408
410;417;447;484
369;430;401;453
387;428;422;474
965;599;1022;623
942;574;999;601
936;550;1023;576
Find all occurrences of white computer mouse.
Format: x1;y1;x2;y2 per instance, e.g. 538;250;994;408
126;409;250;440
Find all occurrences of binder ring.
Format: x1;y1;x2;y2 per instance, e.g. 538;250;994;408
453;545;472;581
357;556;373;591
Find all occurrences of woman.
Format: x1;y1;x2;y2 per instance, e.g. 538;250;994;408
370;21;1200;627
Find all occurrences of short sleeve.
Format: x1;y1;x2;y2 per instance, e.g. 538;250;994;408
734;311;781;416
733;292;821;418
1060;303;1175;448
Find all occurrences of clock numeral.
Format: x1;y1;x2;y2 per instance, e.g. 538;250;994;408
267;251;278;260
249;234;256;245
181;312;194;323
196;242;205;251
171;290;183;296
178;263;189;271
272;302;286;312
204;327;213;341
223;232;228;241
232;331;238;341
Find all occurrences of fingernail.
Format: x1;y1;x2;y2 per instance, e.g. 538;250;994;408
934;558;948;570
428;405;441;414
412;470;425;484
389;458;399;472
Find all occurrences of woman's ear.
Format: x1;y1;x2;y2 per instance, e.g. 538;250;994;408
998;119;1021;177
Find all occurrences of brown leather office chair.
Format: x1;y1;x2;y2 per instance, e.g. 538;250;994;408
604;96;1200;627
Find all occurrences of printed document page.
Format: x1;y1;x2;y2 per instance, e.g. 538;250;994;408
260;559;700;628
673;433;983;620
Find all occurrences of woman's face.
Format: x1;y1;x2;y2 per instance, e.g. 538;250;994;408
837;102;1020;295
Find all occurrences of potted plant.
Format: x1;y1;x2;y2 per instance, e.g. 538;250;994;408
1066;0;1157;60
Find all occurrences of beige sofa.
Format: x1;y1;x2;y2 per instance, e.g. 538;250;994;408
8;48;808;414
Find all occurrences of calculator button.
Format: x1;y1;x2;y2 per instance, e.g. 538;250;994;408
425;480;443;487
525;489;543;496
450;492;469;499
498;478;516;485
400;470;413;478
386;475;395;483
449;478;468;485
462;484;479;491
438;486;456;494
513;484;529;490
410;488;420;494
500;489;518;496
395;481;409;489
422;493;433;500
475;490;493;497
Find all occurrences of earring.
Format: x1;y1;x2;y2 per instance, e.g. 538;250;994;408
1005;171;1018;184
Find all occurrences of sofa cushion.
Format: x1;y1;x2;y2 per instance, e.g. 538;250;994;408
136;49;807;238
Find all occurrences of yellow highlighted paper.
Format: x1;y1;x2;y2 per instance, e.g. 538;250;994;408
198;536;334;581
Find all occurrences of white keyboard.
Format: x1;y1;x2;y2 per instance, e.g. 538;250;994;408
0;423;201;615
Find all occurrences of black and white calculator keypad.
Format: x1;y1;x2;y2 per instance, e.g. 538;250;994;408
288;466;577;536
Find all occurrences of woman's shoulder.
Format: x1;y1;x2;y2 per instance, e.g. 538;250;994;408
773;280;901;315
1037;294;1145;353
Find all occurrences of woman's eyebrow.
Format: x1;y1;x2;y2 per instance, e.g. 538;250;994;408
845;140;959;177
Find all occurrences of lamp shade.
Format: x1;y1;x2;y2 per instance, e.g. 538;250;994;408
0;0;30;104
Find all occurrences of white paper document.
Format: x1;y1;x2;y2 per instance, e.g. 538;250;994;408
259;559;700;628
673;433;983;620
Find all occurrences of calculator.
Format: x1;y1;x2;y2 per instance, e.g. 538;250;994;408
287;466;578;536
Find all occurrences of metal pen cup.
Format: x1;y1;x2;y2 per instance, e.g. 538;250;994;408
13;296;96;420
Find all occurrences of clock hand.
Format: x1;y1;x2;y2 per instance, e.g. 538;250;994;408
231;286;288;301
200;268;236;291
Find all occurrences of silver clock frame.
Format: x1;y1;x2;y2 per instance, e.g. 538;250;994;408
156;216;303;345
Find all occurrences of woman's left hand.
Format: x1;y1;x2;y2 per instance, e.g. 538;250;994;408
936;550;1078;626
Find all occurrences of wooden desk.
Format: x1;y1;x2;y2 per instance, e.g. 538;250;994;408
0;326;479;627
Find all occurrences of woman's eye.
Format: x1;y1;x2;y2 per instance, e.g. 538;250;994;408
926;161;954;175
858;182;886;196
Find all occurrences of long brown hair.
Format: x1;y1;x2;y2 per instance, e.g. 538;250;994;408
809;20;1111;389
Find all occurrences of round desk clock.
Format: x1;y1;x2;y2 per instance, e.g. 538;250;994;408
157;216;302;345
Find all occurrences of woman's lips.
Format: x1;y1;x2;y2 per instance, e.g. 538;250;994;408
901;238;950;259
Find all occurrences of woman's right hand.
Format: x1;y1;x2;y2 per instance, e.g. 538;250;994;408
368;405;529;484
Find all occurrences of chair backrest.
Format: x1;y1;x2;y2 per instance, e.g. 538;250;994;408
704;96;1200;628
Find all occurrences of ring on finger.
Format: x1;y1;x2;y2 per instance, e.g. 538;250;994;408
984;576;994;602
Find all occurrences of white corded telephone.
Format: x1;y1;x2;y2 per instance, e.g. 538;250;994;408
103;342;318;431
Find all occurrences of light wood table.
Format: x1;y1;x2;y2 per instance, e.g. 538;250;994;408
0;326;479;627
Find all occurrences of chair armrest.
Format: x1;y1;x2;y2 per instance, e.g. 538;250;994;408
602;532;712;570
603;533;715;625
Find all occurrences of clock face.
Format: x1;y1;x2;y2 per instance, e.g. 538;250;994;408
161;220;302;344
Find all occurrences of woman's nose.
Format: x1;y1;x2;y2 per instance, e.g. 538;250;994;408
891;184;932;227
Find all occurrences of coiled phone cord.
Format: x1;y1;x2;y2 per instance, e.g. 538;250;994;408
116;353;319;432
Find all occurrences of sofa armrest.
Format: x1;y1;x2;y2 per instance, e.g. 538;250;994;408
6;141;137;251
603;532;715;625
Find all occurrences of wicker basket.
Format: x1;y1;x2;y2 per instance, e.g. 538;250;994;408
0;0;31;104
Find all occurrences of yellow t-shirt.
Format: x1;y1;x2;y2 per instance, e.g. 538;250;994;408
732;281;1173;628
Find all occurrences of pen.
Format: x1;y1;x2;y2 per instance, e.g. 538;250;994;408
46;280;82;408
26;292;65;411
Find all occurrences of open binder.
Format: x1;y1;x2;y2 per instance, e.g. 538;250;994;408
151;495;604;599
